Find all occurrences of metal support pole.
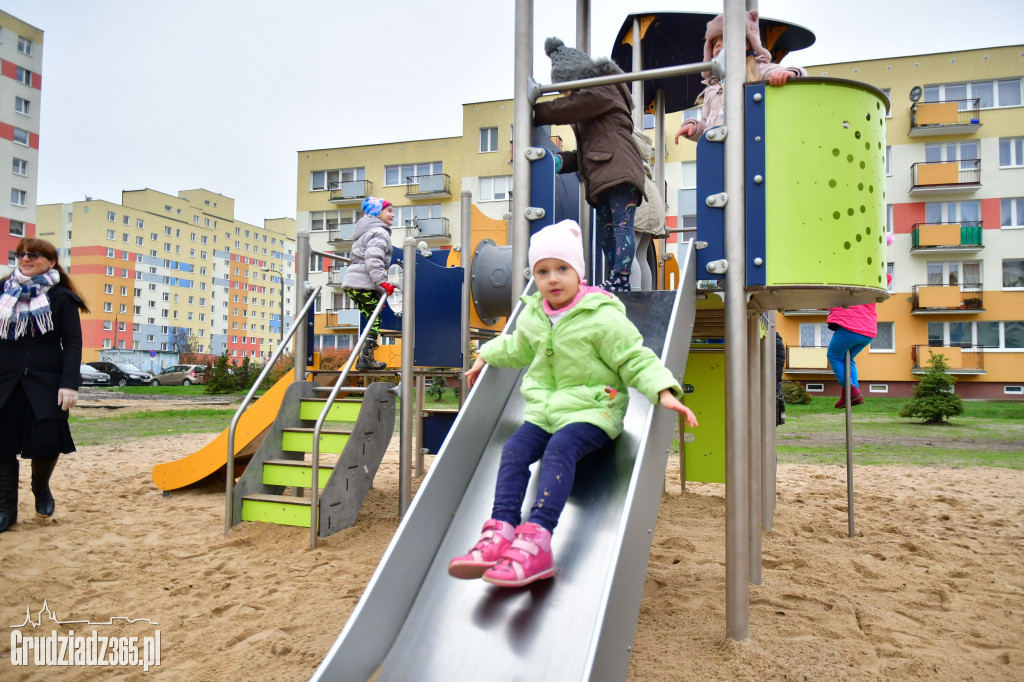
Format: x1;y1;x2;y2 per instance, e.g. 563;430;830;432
294;229;310;384
460;191;472;406
631;18;644;130
512;0;533;305
576;1;591;280
845;351;855;538
415;373;426;478
746;312;762;586
678;410;686;493
761;312;777;529
722;0;750;642
654;88;667;289
399;237;417;516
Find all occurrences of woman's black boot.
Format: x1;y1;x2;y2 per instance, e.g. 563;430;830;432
31;458;57;516
0;458;19;532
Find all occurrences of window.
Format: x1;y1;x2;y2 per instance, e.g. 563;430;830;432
15;67;32;87
137;218;145;228
310;167;365;191
14;97;30;116
923;78;1022;109
642;112;655;129
10;220;24;237
869;322;894;352
1003;198;1024;229
136;236;144;246
1005;386;1024;395
17;35;33;56
887;263;895;292
11;189;26;206
107;211;116;222
799;323;833;347
929;321;1024;350
106;247;115;257
868;384;889;393
880;88;892;118
480;127;498;153
12;128;29;146
926;260;981;286
925;142;979;172
104;284;113;294
385;162;442;187
479;176;513;201
105;266;114;276
1003;259;1024;289
106;229;115;240
885;146;891;175
1000;138;1024;168
393;203;442;228
103;302;113;313
925;200;981;225
805;383;824;392
678;162;698;231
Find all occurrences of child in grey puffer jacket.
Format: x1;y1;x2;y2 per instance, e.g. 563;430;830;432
341;196;395;370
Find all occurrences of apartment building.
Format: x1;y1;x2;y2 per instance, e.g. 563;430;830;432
295;44;1022;398
0;11;42;260
36;188;296;363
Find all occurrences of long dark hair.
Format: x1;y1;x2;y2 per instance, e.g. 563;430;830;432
6;237;90;313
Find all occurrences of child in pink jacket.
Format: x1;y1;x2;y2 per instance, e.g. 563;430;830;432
674;10;806;144
827;271;893;407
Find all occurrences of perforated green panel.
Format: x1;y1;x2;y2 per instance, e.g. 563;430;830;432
763;80;888;289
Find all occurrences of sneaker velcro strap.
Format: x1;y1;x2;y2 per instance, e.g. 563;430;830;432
510;538;539;556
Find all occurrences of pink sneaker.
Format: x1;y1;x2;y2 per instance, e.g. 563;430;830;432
482;522;555;587
448;519;515;579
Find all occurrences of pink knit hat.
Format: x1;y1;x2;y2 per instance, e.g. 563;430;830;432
528;220;586;282
703;10;771;77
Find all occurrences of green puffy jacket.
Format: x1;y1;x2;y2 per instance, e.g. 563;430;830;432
480;290;682;439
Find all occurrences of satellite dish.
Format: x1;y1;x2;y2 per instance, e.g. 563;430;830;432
909;86;922;102
386;263;403;315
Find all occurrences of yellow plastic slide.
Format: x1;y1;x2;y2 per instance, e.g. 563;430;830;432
151;372;301;491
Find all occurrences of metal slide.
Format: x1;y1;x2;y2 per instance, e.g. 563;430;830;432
312;244;696;682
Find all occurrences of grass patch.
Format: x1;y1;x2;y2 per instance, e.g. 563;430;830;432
69;408;238;446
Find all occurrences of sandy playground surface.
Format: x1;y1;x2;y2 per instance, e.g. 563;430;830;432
1;412;1023;680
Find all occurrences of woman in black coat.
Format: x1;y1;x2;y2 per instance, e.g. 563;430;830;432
0;237;88;532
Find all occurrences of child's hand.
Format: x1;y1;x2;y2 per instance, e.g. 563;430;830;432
659;389;698;428
465;357;487;388
674;121;697;144
768;70;793;86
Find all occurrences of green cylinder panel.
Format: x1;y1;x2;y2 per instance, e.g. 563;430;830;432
764;80;888;290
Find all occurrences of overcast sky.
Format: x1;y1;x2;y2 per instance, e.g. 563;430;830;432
4;0;1023;227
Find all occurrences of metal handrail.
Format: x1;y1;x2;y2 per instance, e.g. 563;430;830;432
224;284;323;535
309;293;392;548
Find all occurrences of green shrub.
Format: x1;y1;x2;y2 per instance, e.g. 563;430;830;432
205;354;236;394
782;381;812;405
899;352;964;424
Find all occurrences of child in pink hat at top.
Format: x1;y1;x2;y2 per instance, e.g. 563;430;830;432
449;220;697;588
675;10;806;144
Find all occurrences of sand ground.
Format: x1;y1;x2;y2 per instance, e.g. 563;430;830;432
1;410;1022;680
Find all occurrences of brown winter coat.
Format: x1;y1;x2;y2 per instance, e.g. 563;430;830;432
533;83;647;208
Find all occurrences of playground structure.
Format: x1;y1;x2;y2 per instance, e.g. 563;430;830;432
149;1;891;675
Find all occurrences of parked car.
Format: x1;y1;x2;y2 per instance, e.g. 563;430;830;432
79;364;110;387
86;361;154;387
151;364;207;386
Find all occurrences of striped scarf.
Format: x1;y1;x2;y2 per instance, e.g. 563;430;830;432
0;268;59;340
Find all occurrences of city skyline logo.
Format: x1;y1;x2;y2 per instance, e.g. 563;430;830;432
10;599;160;629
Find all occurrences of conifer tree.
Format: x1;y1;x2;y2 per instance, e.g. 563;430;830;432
899;351;964;423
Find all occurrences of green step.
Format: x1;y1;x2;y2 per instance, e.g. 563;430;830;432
281;428;351;454
262;459;335;489
299;399;362;422
240;493;313;527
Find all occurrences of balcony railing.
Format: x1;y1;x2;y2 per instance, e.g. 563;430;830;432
910;159;980;194
912;344;985;374
327;223;356;243
784;345;831;373
404;173;451;199
399;217;451;239
329;180;373;204
781;308;828;316
909;283;984;313
327;266;347;286
911;222;983;252
909;99;981;137
324;308;360;329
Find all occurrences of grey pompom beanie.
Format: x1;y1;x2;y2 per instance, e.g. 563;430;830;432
545;36;623;83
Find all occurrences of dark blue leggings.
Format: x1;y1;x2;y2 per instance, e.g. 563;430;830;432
491;421;610;533
595;183;638;277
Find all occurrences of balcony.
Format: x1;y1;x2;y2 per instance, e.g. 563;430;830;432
400;217;451;239
327;223;356;244
405;173;451;199
329;180;373;205
910;222;983;254
910;160;980;195
784;345;831;374
781;308;828;316
324;308;360;329
327;266;347;287
909;99;982;137
912;344;985;374
909;284;984;314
